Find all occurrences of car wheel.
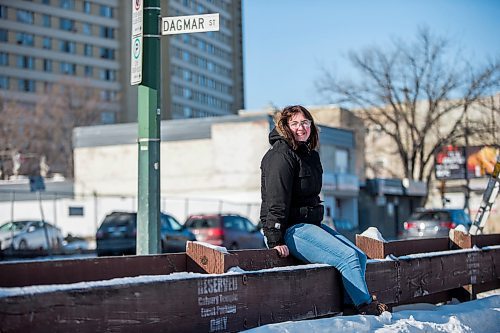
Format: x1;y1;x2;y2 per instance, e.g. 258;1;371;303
18;239;28;250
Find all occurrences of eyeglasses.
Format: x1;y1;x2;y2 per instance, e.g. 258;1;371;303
288;119;312;130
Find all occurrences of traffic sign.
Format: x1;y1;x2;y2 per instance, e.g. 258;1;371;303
161;13;219;35
130;0;143;85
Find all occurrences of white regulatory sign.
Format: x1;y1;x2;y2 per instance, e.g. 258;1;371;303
161;13;219;35
130;0;143;85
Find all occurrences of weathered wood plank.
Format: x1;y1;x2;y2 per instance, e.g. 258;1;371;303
365;247;500;305
186;242;302;274
365;260;400;304
356;235;450;259
0;253;187;287
450;229;500;249
0;266;342;333
186;241;239;274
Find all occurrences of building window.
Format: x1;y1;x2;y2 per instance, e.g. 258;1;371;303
99;5;113;18
17;10;34;24
42;0;50;4
0;76;8;89
183;106;192;118
84;65;93;77
83;1;91;14
335;148;349;173
100;47;115;59
60;0;75;10
0;29;6;42
17;55;34;69
60;62;76;75
84;44;92;56
101;111;115;124
82;23;92;35
43;59;52;72
99;26;114;39
60;40;76;53
68;206;84;216
0;5;7;19
42;37;51;49
0;52;8;66
18;79;35;92
183;87;192;99
60;18;75;31
99;69;115;81
42;14;51;27
16;32;34;46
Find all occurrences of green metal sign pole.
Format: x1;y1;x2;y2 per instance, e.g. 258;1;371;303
137;0;161;255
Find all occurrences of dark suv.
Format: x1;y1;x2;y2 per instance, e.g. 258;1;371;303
400;208;472;239
184;213;266;250
96;211;196;256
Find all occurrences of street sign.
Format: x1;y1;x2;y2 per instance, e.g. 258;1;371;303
130;0;143;85
29;176;45;192
161;13;219;35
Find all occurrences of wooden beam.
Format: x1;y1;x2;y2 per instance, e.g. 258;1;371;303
356;235;450;259
0;253;186;287
186;241;302;274
0;265;342;333
366;247;500;305
450;229;500;249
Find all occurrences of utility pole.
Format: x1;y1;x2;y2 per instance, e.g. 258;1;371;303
464;112;471;215
136;0;161;254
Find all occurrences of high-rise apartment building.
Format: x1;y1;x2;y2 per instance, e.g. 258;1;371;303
0;0;244;123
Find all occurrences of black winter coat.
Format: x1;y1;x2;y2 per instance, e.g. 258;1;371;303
259;128;323;248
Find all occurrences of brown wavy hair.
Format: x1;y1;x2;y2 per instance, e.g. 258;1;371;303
274;105;319;150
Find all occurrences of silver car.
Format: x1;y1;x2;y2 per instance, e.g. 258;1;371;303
0;220;64;251
400;208;472;239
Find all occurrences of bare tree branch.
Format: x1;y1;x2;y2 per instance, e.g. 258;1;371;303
316;27;500;203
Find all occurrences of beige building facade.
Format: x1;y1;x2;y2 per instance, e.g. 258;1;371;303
73;106;365;227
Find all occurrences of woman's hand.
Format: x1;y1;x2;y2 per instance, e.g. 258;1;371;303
273;245;289;257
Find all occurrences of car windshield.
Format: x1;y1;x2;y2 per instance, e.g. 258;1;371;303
0;221;29;232
161;215;183;231
101;214;136;227
185;217;219;229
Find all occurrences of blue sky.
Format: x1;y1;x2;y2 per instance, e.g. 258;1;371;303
242;0;500;110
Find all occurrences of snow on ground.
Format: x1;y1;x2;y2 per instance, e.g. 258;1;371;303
243;292;500;333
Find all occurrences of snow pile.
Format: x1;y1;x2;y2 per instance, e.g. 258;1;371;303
360;227;386;242
244;294;500;333
454;224;468;233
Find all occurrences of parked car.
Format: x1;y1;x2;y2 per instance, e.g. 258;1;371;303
184;213;266;250
95;211;196;256
400;208;472;239
0;220;63;251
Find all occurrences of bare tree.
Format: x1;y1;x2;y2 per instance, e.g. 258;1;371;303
33;80;102;177
316;28;500;202
0;80;102;178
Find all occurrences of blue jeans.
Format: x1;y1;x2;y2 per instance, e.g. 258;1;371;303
284;223;371;307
